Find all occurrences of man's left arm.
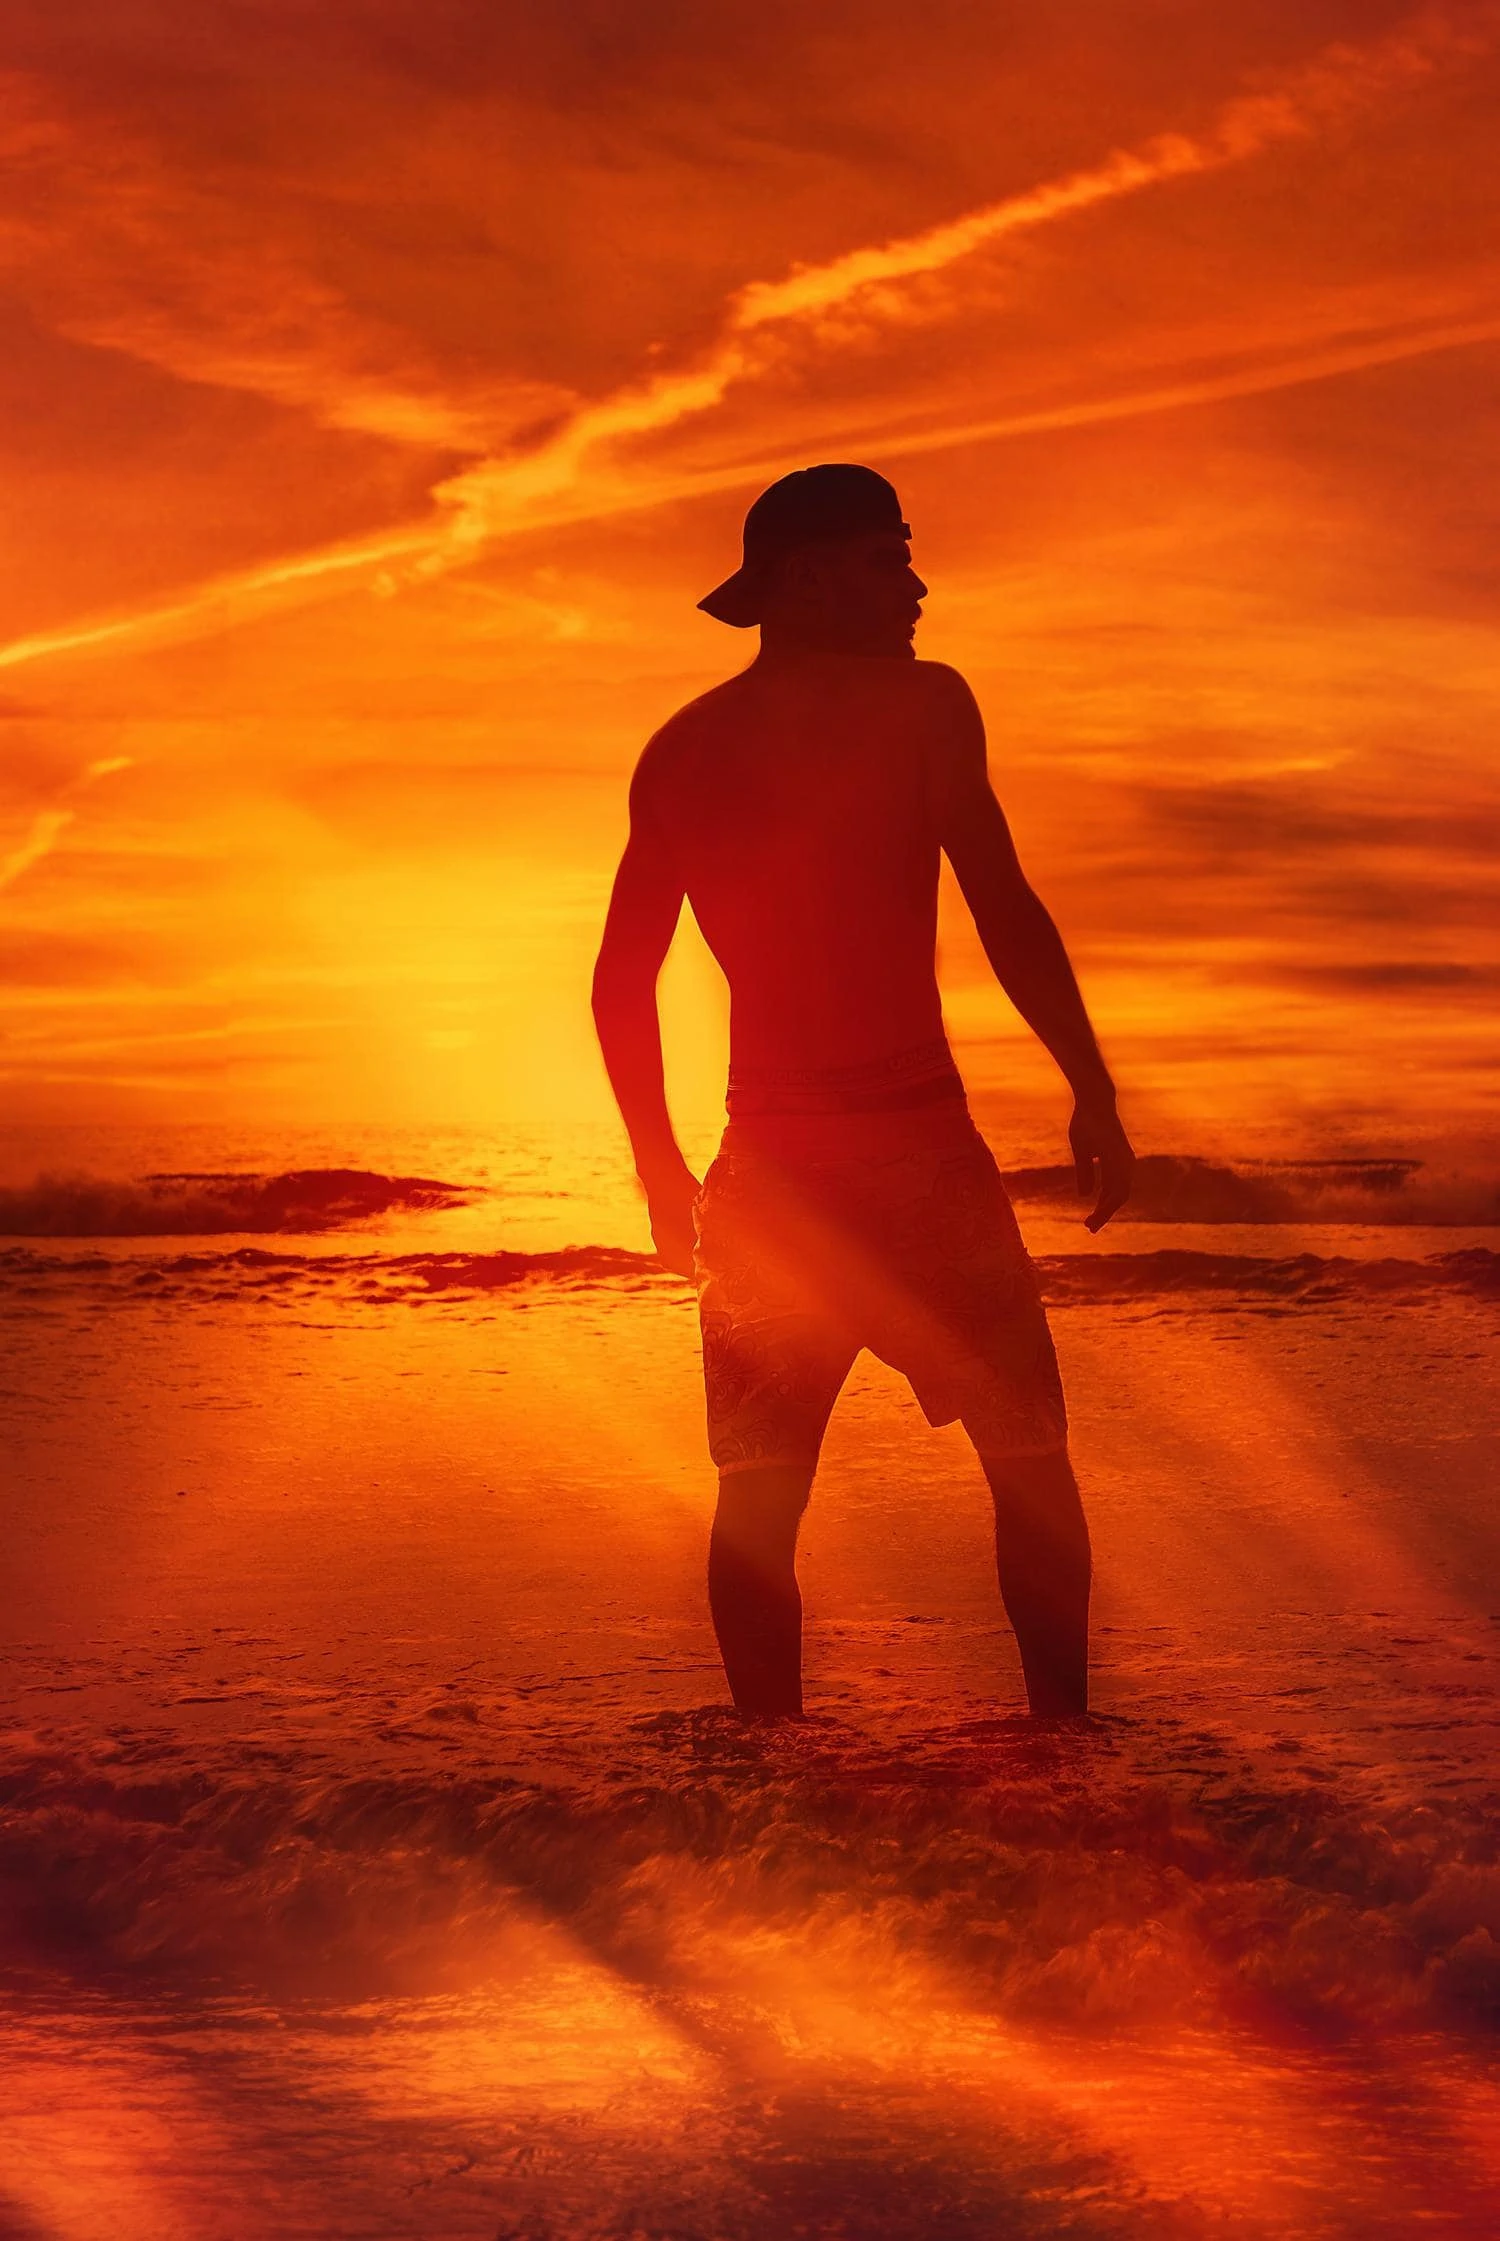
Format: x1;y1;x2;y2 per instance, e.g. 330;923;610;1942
934;673;1135;1232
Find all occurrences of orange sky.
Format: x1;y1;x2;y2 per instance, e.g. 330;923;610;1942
1;0;1497;1157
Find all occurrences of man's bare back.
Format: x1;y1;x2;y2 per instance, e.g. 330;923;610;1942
632;655;969;1077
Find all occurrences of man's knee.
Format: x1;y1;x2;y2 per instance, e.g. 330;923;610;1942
977;1444;1077;1503
979;1446;1090;1557
714;1462;816;1527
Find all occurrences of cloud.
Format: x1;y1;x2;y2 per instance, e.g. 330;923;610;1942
439;4;1496;542
0;531;432;672
859;312;1500;467
0;70;575;452
725;7;1480;334
1142;774;1500;860
1279;960;1497;988
2;6;1494;677
0;929;156;988
1074;761;1500;959
0;755;133;892
6;311;1490;681
0;808;74;894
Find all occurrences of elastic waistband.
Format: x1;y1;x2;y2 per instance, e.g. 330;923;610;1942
725;1039;964;1119
718;1099;983;1165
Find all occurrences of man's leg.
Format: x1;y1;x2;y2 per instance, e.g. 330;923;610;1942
977;1446;1091;1717
708;1463;816;1719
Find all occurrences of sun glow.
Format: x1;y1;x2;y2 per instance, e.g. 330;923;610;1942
0;5;1496;1138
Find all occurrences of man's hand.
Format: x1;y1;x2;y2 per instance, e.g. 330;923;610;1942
1069;1096;1135;1233
645;1161;700;1278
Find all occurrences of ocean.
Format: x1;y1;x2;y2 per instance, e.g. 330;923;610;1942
1;1118;1497;2239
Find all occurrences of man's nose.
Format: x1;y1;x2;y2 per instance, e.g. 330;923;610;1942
910;572;928;601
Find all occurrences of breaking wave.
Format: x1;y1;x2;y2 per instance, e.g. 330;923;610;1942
1;1154;1494;1241
0;1242;1493;1307
1039;1245;1500;1303
0;1166;477;1237
0;1241;658;1301
1001;1153;1500;1226
1;1712;1497;2036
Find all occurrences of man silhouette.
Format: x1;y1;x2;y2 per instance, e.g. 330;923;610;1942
593;465;1133;1720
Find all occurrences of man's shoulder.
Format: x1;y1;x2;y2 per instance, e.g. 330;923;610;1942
905;663;985;764
640;675;751;760
635;660;976;772
906;658;979;711
825;656;980;726
629;676;749;817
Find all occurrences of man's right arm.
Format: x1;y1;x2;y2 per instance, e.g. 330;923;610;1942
931;668;1135;1231
591;751;699;1276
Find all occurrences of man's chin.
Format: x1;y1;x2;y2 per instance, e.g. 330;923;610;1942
879;622;920;658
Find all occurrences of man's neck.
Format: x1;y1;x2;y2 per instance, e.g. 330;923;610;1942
755;622;914;664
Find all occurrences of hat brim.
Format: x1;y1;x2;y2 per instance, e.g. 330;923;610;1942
697;566;765;628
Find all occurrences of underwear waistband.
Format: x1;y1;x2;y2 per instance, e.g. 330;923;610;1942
725;1039;965;1119
718;1098;983;1166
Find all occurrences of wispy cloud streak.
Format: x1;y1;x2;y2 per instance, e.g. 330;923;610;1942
439;4;1492;540
0;810;76;895
0;72;570;452
858;314;1500;471
0;758;134;893
0;6;1492;675
0;536;431;673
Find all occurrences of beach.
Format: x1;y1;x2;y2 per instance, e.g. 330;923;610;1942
7;0;1500;2229
2;1120;1497;2239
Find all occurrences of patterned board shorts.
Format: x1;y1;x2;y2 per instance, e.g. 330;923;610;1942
692;1106;1068;1475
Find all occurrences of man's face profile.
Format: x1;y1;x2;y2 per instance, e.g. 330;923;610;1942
772;527;928;656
